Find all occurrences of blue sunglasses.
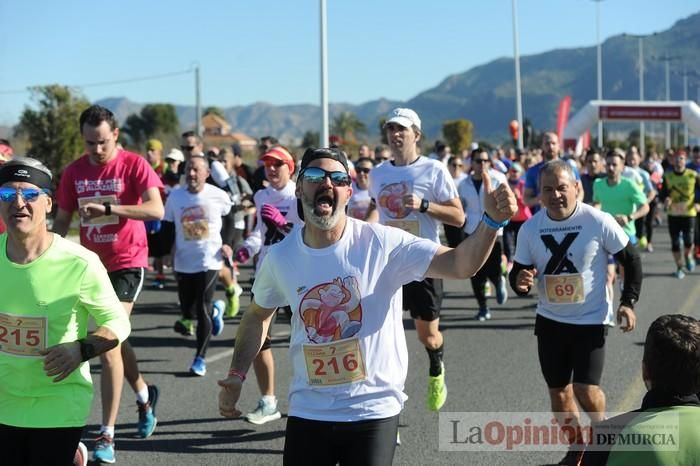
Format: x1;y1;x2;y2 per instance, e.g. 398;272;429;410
0;187;50;203
300;167;351;187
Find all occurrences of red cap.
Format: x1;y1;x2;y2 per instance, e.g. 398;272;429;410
262;146;295;172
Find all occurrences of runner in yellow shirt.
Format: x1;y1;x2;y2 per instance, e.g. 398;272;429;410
0;157;130;466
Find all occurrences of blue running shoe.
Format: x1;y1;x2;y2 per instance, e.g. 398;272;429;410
93;434;115;464
495;276;508;305
136;384;159;438
212;300;225;336
190;356;206;376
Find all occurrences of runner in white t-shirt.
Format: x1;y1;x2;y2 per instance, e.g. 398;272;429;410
218;146;517;466
347;157;374;220
509;160;642;466
162;156;232;376
366;108;464;412
234;146;303;425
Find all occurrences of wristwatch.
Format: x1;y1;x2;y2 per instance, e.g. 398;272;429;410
103;202;111;216
78;339;96;362
419;198;430;213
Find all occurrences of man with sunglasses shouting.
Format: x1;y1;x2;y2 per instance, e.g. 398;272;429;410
218;147;516;465
232;145;302;425
52;105;164;463
0;157;131;466
365;108;465;412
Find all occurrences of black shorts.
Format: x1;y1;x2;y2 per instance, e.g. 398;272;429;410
147;230;169;258
668;215;695;252
535;314;607;388
402;278;443;321
283;415;398;466
1;424;83;466
108;267;145;303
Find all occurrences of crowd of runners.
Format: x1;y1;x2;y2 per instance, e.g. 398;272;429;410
1;104;700;466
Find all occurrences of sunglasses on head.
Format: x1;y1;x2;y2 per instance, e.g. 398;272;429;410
0;187;50;203
300;167;352;186
356;167;372;174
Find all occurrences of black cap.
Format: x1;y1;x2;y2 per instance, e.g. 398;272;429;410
300;147;349;173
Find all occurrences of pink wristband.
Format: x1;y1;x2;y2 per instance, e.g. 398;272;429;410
228;368;246;381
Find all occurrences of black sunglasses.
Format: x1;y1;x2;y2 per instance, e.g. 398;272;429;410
300;167;352;186
473;159;490;164
356;167;372;174
180;145;195;151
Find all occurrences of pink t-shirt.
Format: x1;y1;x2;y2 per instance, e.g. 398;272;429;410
57;150;163;272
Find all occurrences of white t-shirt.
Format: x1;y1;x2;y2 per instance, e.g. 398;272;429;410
252;218;439;422
163;184;232;273
457;169;507;235
348;182;371;220
513;202;628;325
241;181;302;268
368;156;458;243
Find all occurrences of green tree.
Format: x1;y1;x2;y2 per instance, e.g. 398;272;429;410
204;106;225;118
301;130;320;149
378;118;388;145
442;119;474;154
330;112;366;144
15;85;90;180
121;103;179;148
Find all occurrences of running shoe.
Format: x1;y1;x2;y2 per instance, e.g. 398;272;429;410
174;318;194;336
93;434;115;464
151;273;166;289
675;268;686;280
475;307;492;322
483;282;492;297
686;255;696;273
638;236;648;250
495;276;508;305
396;430;401;446
136;384;159;438
645;243;654;253
73;441;87;466
190;356;206;376
246;398;282;425
427;362;447;411
212;300;225;336
226;283;243;318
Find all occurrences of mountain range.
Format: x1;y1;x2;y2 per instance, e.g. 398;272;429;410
98;11;700;143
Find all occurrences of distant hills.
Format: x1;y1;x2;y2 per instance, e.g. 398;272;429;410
98;11;699;143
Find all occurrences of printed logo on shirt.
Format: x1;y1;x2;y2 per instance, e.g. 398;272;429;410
180;205;209;240
299;276;363;344
75;178;123;194
541;233;580;275
378;181;413;219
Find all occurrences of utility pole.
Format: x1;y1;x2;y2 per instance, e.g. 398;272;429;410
320;0;329;147
195;65;202;137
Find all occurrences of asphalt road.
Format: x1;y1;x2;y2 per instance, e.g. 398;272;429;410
81;226;700;466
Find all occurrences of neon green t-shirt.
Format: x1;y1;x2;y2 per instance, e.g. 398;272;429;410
593;177;647;238
0;233;130;428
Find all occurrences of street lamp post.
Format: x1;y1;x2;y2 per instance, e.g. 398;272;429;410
320;0;329;147
511;0;524;150
592;0;604;147
654;54;682;149
623;32;656;156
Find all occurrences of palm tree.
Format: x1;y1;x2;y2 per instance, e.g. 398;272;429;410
330;112;366;144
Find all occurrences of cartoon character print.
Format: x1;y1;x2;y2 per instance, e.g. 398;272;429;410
300;276;362;344
377;181;412;219
181;205;209;240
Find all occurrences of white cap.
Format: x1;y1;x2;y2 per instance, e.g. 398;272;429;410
385;107;421;131
165;148;185;162
470;142;479;151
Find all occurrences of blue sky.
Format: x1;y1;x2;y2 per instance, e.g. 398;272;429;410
0;0;697;126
